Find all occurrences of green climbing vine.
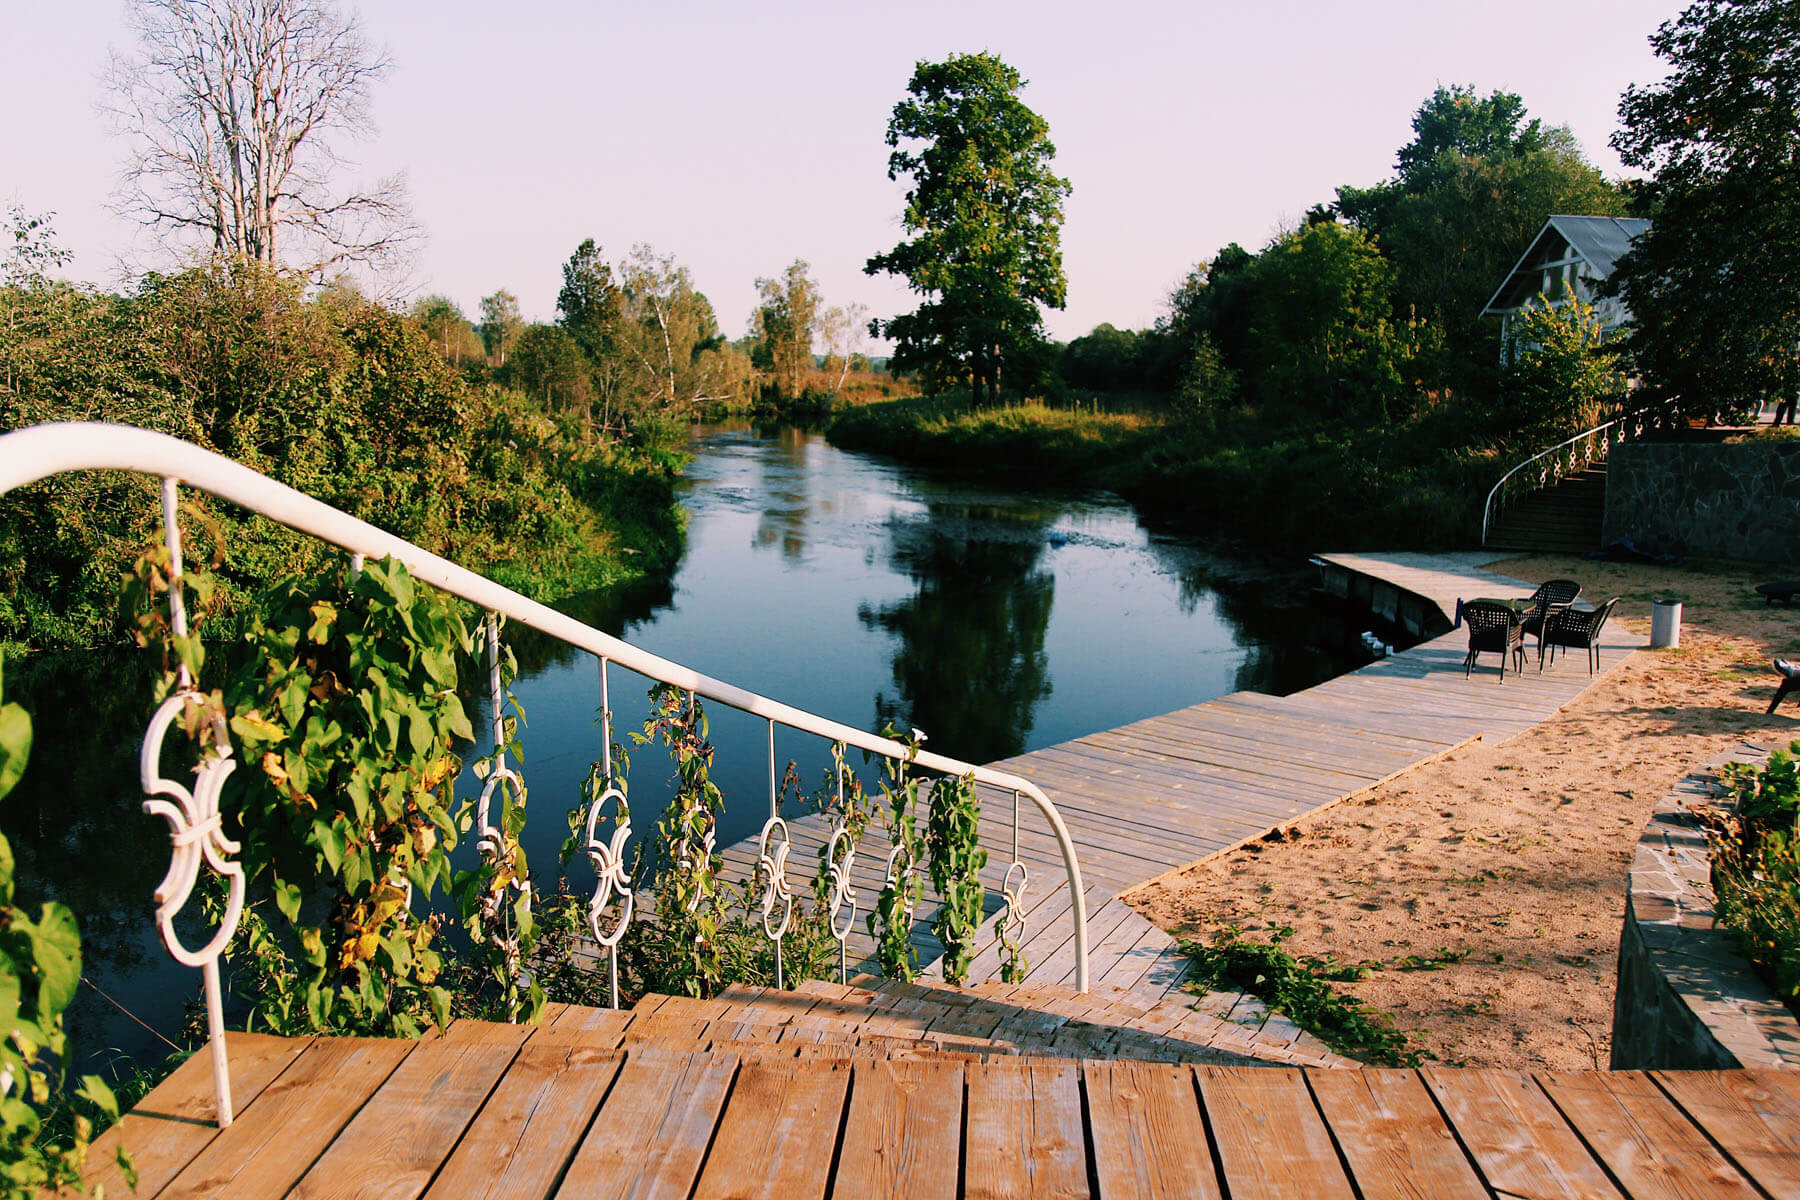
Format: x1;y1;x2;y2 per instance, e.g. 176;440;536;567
868;727;926;981
926;772;986;985
449;624;542;1025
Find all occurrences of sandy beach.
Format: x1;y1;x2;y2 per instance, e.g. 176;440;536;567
1127;553;1800;1068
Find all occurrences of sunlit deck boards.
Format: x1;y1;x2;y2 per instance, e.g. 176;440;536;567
87;1028;1800;1199
718;553;1644;995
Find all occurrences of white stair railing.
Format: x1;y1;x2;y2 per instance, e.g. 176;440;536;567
1481;403;1670;546
0;421;1089;1128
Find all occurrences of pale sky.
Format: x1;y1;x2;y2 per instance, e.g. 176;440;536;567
5;0;1678;345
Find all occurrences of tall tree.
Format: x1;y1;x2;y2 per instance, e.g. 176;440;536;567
1611;0;1800;414
616;245;737;416
409;294;478;365
865;52;1070;404
478;290;523;366
555;239;626;429
104;0;414;275
752;259;821;400
1335;86;1620;393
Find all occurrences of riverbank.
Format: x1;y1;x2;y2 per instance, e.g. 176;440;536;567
1129;553;1798;1069
827;395;1497;551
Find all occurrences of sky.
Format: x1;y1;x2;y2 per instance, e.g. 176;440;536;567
4;0;1681;346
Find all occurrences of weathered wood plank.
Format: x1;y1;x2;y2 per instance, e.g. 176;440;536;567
1195;1066;1354;1200
831;1060;964;1200
1653;1069;1800;1200
288;1037;523;1200
555;1046;738;1199
965;1058;1088;1200
78;1032;308;1200
423;1043;623;1200
690;1058;850;1200
162;1036;417;1199
1084;1060;1222;1200
1307;1069;1487;1199
1422;1068;1620;1200
1537;1070;1764;1200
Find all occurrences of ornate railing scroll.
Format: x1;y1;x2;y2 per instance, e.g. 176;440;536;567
138;477;244;1128
581;658;632;1008
471;613;531;984
0;422;1091;1124
995;789;1029;982
1481;403;1670;545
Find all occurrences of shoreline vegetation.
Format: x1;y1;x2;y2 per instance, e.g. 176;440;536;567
825;392;1497;551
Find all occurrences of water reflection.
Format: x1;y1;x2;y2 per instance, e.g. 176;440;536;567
859;508;1055;762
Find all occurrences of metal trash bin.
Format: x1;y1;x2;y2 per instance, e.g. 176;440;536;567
1651;598;1682;648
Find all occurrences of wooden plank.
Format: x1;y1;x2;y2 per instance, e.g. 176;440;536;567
1537;1070;1764;1200
163;1036;416;1198
78;1032;308;1200
1423;1068;1621;1200
288;1037;523;1200
691;1058;850;1200
1653;1069;1800;1200
1195;1066;1354;1200
1084;1059;1222;1200
965;1058;1088;1200
556;1046;738;1200
1307;1069;1487;1199
422;1043;624;1200
831;1059;965;1200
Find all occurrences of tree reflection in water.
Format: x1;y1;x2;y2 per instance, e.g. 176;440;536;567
859;507;1055;763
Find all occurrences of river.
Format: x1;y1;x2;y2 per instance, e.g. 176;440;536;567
13;421;1369;1079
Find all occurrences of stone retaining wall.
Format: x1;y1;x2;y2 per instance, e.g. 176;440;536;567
1604;440;1800;565
1610;743;1800;1069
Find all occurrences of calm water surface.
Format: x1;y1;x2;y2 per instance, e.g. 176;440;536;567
16;422;1362;1077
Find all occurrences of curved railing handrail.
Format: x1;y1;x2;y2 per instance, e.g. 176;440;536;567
0;421;1089;981
1480;404;1665;545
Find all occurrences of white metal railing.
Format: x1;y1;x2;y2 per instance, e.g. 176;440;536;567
0;421;1089;1128
1480;404;1669;546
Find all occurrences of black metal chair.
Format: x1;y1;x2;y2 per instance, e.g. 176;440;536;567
1540;597;1619;674
1519;579;1582;650
1463;600;1525;681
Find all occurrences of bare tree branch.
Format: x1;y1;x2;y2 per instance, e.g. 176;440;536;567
103;0;418;279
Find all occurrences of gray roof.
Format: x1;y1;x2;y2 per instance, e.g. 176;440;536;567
1481;216;1652;315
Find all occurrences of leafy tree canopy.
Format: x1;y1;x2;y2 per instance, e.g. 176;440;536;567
866;52;1070;404
1611;0;1800;411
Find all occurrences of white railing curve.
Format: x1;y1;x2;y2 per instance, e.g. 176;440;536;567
0;421;1090;1128
1481;403;1668;546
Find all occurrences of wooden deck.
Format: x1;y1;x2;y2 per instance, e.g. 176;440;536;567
87;1026;1800;1199
720;553;1646;999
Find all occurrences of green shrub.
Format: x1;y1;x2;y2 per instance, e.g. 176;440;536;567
1714;745;1800;1012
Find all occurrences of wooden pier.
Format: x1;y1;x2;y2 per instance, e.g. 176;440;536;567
722;553;1647;1001
90;1019;1800;1199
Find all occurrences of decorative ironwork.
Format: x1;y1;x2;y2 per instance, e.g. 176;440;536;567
756;816;793;989
473;614;529;961
140;477;241;1128
583;657;632;1008
997;859;1029;980
0;423;1098;1150
823;817;858;983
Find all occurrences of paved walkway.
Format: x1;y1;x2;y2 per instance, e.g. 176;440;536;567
721;552;1646;1007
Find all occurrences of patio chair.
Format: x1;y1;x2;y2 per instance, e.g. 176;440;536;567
1518;578;1583;646
1539;597;1619;674
1462;600;1525;681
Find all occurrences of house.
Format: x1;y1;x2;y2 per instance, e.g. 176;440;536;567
1481;215;1651;354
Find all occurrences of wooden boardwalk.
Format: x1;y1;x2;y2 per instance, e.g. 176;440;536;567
89;1025;1800;1199
721;553;1646;1001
